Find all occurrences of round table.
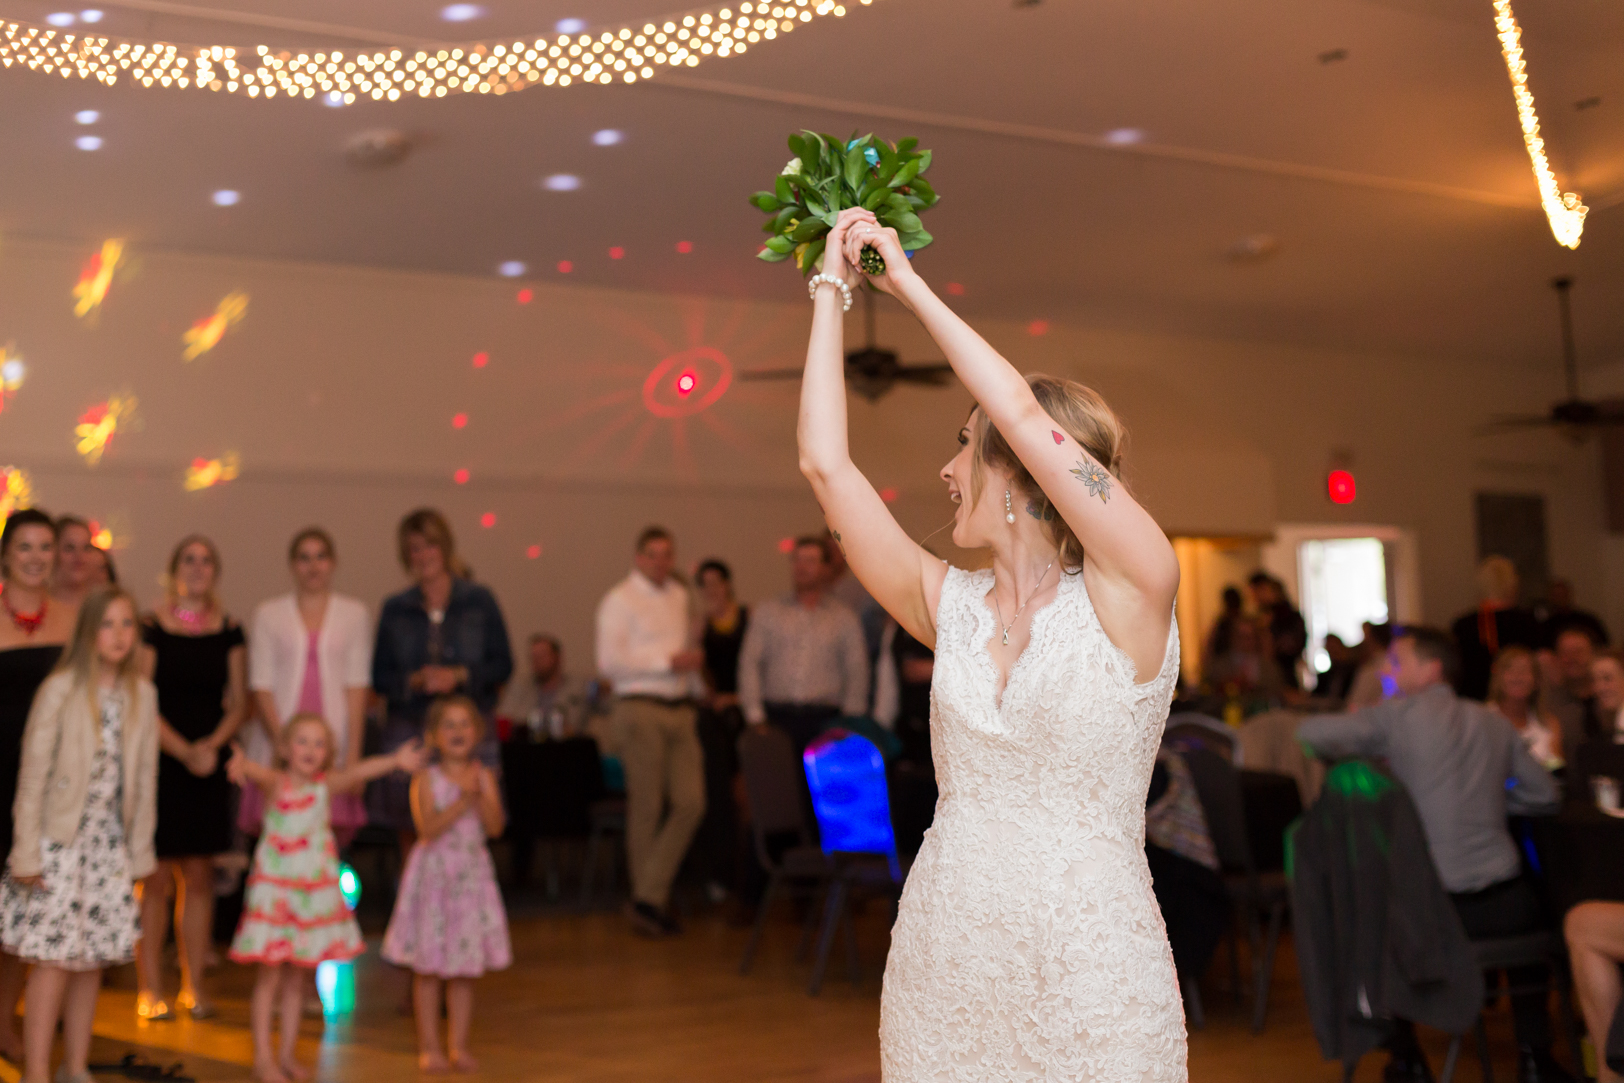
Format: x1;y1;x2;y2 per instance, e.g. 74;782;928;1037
1527;807;1624;915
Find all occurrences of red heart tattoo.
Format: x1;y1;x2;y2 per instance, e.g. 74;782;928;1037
1052;430;1065;445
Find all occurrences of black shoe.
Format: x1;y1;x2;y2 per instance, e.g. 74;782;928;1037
1516;1046;1576;1083
656;907;684;936
1383;1053;1435;1083
626;901;669;938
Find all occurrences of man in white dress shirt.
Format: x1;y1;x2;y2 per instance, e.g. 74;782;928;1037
595;526;705;938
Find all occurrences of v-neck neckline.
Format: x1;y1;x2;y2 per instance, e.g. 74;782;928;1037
973;569;1071;714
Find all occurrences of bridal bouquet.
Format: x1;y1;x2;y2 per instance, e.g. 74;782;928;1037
752;131;939;275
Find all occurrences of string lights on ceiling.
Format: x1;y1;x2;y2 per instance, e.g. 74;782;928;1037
0;0;871;102
1491;0;1586;249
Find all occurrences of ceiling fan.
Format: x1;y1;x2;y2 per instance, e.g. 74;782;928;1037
1479;277;1624;436
739;288;955;402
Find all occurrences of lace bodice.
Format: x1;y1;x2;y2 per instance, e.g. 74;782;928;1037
880;565;1186;1082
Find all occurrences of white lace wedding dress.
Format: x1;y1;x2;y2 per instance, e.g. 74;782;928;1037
880;566;1185;1081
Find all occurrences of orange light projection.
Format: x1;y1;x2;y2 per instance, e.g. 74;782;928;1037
0;467;32;518
182;291;249;361
72;240;124;319
74;395;136;465
184;453;241;491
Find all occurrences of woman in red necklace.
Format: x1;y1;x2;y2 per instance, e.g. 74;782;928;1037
0;509;79;1061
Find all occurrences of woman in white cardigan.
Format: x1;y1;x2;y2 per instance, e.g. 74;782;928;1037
245;528;373;846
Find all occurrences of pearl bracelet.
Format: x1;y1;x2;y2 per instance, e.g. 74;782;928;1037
807;273;853;313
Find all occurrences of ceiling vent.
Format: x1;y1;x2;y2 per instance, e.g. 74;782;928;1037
344;129;412;168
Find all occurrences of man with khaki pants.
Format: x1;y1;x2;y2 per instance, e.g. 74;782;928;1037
595;526;706;937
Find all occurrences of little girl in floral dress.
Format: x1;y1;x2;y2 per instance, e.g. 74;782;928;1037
382;696;510;1073
227;713;424;1083
1;589;157;1083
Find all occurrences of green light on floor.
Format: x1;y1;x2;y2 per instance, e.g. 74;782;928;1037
315;960;355;1018
338;863;361;911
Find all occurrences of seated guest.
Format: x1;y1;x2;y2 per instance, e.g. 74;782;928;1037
1489;647;1565;769
1203;617;1283;699
500;634;591;740
1590;649;1624;744
1345;622;1393;710
1298;627;1568;1083
1317;633;1360;700
738;536;869;752
1452;555;1540;701
1544;628;1601;765
1564;902;1624;1083
1537;578;1611;650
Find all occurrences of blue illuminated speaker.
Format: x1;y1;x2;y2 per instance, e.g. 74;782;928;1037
803;730;900;880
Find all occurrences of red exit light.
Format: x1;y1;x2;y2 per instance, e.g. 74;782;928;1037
1327;469;1356;505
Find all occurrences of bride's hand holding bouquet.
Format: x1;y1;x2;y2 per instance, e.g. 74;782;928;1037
831;208;918;305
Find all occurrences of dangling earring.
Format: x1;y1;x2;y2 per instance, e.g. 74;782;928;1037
1005;489;1016;524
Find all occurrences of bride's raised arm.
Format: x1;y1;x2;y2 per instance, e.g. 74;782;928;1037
799;212;950;649
838;209;1179;675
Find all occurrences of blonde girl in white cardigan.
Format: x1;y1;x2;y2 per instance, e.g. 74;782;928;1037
0;588;158;1083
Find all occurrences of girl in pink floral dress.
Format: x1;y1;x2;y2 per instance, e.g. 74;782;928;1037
227;715;423;1083
382;696;510;1073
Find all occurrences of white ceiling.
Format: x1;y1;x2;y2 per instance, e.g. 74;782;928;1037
2;0;1622;373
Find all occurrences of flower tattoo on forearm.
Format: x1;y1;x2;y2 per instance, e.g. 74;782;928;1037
1070;458;1113;504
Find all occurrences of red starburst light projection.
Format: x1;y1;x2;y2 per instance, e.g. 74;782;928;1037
609;247;625;260
471;352;489;369
557;261;573;274
526;544;542;560
642;347;732;419
452;413;468;429
480;512;497;528
946;282;966;296
777;537;795;554
1027;320;1050;337
675;241;693;254
517;288;533;304
453;468;470;485
1327;469;1357;505
879;487;899;503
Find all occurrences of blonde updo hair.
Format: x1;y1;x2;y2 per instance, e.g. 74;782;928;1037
969;373;1126;574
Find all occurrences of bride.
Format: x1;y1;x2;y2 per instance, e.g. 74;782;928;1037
799;208;1187;1081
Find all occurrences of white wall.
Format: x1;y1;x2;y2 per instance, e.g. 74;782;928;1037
0;238;1607;671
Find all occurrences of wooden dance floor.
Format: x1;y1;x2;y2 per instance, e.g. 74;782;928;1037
34;905;1536;1082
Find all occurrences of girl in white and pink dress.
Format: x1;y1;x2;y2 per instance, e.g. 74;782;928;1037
383;696;510;1074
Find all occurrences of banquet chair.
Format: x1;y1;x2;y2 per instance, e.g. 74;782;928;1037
1179;743;1288;1032
1422;934;1584;1083
577;796;627;909
1164;712;1236;761
803;729;907;996
737;725;837;977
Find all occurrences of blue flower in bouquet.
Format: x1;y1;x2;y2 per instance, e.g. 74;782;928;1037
846;139;881;168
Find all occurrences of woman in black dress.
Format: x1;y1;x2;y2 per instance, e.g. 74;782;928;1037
136;535;249;1022
0;509;78;1060
695;560;748;901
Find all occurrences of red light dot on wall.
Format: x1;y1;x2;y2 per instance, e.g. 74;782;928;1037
879;487;898;503
453;468;470;485
609;246;625;260
471;352;489;369
777;537;795;554
675;241;693;254
451;412;468;429
516;288;533;304
557;260;573;274
1027;319;1050;337
526;544;542;560
946;282;965;296
1327;469;1357;505
481;512;497;528
675;371;697;396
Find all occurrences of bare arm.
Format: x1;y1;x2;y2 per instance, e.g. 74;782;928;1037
137;641;195;760
840;211;1179;675
225;744;282;793
251;690;283;743
204;643;250;749
799;213;948;648
408;771;476;842
473;765;505;838
328;739;425;795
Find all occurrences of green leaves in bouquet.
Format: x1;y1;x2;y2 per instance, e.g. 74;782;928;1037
753;128;940;274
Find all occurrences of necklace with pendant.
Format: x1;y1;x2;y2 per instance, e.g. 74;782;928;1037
992;561;1055;646
4;592;46;636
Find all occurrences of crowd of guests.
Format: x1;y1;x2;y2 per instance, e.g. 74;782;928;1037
0;505;928;1079
1268;555;1623;1083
